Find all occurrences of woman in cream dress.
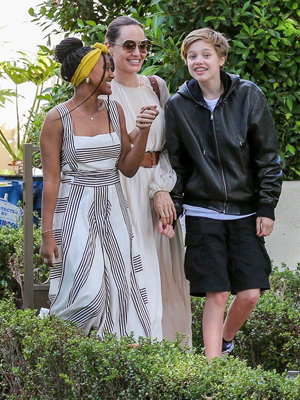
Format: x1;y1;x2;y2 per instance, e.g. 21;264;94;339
105;16;192;345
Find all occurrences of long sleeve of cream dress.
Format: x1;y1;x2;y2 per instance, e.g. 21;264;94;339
108;75;192;346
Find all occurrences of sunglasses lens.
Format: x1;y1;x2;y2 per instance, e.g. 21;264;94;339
121;39;152;53
139;40;152;53
123;40;136;52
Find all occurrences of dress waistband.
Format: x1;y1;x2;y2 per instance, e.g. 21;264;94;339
140;151;160;168
62;169;119;187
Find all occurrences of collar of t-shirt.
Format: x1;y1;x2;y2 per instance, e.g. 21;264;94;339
204;97;219;112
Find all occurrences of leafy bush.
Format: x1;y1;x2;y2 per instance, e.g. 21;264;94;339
191;264;300;373
0;298;300;399
0;224;20;299
0;219;47;305
32;0;300;180
140;0;300;181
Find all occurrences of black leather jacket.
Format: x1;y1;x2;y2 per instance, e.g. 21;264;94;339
165;71;282;220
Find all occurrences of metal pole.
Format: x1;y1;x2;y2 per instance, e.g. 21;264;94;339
23;143;38;309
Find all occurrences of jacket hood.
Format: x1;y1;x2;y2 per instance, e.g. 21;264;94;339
177;70;240;105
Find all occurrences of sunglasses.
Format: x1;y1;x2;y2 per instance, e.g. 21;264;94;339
110;39;152;53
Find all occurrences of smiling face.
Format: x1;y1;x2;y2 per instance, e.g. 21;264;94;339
107;24;147;75
186;40;226;85
89;54;114;95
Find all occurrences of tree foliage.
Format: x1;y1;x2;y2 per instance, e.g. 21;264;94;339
0;51;59;161
30;0;300;180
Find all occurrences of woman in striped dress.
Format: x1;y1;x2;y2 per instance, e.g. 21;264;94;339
39;37;158;339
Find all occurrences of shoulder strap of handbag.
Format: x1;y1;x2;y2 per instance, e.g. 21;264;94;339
148;75;161;102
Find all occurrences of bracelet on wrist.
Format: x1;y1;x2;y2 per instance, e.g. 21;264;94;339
41;229;52;235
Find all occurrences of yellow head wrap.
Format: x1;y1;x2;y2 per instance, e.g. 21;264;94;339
70;43;108;87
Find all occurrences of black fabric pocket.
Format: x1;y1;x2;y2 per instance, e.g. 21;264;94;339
185;234;203;247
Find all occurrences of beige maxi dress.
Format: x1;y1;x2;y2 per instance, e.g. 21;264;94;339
108;75;192;346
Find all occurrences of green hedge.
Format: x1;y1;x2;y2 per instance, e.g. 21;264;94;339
191;265;300;373
1;219;300;379
0;220;46;304
1;218;300;378
0;298;300;399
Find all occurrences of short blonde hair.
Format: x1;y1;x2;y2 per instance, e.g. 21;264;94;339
181;28;230;63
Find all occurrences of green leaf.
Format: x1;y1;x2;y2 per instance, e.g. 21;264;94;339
286;97;293;112
204;16;216;22
256;53;265;59
77;19;85;28
86;20;96;27
271;38;278;47
242;50;250;60
151;15;159;37
286;144;295;155
266;53;279;62
252;5;262;16
254;29;264;35
284;28;294;36
233;40;247;48
241;0;251;13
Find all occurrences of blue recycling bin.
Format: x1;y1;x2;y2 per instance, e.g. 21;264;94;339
0;181;23;227
0;175;43;225
0;180;22;204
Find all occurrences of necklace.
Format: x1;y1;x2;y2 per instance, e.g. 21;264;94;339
71;99;104;121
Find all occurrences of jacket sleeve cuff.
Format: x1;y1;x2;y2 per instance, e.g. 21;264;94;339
256;202;276;221
172;199;183;220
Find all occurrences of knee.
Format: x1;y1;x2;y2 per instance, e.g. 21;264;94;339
207;291;229;308
237;289;260;308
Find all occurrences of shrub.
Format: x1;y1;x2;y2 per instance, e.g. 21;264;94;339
32;0;300;180
0;218;47;305
0;297;300;399
191;264;300;373
0;224;20;299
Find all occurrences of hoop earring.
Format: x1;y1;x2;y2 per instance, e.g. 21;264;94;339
85;77;90;84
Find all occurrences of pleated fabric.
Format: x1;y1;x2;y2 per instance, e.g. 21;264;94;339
108;77;192;347
48;101;151;340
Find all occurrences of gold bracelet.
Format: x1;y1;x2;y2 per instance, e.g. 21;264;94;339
41;229;52;235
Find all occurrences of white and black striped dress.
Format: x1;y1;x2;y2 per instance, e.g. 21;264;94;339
48;100;151;340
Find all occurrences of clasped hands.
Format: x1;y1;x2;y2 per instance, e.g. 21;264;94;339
136;105;159;129
154;191;176;238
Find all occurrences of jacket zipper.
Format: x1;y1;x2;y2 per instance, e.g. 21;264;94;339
211;111;228;211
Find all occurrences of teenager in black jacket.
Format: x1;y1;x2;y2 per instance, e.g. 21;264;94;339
165;28;282;360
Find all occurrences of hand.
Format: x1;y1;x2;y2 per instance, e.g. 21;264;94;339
40;234;59;268
154;191;177;226
157;218;175;238
136;105;159;129
256;216;274;237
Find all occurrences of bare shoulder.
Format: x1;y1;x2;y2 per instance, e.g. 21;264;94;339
44;105;63;123
41;105;64;138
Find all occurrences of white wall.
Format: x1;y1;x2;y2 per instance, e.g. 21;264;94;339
0;129;16;173
266;181;300;270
